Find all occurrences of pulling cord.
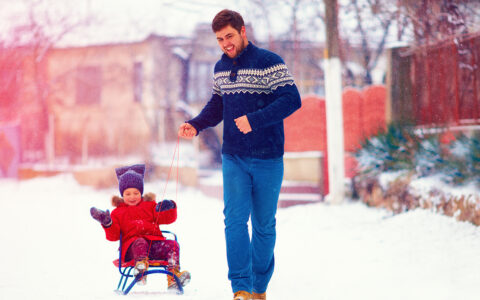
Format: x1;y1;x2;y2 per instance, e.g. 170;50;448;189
144;136;181;266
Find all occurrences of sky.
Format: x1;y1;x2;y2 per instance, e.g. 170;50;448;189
0;0;413;50
0;0;299;47
5;1;480;51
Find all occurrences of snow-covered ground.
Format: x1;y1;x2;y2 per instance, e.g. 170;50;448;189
1;174;479;300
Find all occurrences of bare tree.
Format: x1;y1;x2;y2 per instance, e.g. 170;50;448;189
398;0;480;46
340;0;399;85
340;0;480;86
243;0;479;88
245;0;326;95
0;0;95;162
246;0;325;44
243;0;276;48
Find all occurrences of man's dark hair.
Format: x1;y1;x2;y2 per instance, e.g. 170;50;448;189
212;9;245;33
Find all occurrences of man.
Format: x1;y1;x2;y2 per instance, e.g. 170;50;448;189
178;9;301;300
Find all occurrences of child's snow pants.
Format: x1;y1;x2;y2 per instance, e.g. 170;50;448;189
125;238;180;267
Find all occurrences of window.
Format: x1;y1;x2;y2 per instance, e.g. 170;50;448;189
187;62;213;103
76;66;102;105
0;67;21;107
133;62;143;103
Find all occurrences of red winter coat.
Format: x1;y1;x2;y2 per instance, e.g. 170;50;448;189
102;193;177;262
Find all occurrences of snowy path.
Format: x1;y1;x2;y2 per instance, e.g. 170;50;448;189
1;175;479;300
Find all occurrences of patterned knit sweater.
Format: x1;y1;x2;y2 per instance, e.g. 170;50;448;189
188;42;301;159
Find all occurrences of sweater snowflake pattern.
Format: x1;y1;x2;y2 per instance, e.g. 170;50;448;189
188;42;302;159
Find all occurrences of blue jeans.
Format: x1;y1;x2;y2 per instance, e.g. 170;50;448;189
222;154;284;294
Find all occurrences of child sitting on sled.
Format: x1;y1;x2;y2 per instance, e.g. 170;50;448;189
90;164;190;291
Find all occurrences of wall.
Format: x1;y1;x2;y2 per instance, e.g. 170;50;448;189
46;37;184;161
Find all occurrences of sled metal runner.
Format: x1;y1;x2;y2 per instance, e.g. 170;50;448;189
114;231;184;295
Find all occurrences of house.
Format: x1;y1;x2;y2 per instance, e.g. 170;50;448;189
0;46;48;165
265;39;325;96
46;34;186;162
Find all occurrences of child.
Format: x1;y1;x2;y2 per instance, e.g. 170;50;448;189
90;164;190;291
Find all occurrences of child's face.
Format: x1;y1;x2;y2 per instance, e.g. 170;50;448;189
123;188;142;206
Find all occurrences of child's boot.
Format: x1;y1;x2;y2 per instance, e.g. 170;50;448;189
167;267;191;292
134;259;149;285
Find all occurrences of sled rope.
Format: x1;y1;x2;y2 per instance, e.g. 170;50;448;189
160;135;180;203
145;136;181;263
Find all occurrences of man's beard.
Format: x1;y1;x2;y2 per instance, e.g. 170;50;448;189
227;39;246;58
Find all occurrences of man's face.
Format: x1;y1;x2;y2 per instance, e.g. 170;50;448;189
215;25;248;59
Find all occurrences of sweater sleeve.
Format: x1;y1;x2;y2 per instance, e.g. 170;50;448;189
104;212;121;242
246;57;302;130
187;69;224;134
187;93;224;134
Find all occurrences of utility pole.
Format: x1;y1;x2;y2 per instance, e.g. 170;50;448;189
324;0;345;204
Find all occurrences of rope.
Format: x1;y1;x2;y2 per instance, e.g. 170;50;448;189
145;136;181;266
160;136;181;202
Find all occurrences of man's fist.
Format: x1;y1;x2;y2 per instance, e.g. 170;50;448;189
178;123;197;139
234;115;252;134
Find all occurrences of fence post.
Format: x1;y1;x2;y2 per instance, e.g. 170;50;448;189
471;38;479;121
386;45;413;124
324;0;345;204
0;122;20;178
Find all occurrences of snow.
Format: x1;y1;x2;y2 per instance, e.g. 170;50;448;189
283;151;323;159
1;174;480;300
377;170;408;190
172;47;189;61
386;40;410;48
377;171;480;205
409;174;480;199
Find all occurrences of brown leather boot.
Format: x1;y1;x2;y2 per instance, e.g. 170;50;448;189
167;267;191;291
134;259;148;285
233;290;253;300
252;292;266;300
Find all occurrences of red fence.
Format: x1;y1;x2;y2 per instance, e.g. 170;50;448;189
408;33;480;126
285;85;386;154
284;85;386;193
284;96;327;152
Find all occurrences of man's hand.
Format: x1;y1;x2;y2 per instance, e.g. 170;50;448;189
234;115;252;134
178;123;197;139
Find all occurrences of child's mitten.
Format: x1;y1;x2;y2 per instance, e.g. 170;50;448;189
90;207;112;227
155;199;176;212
